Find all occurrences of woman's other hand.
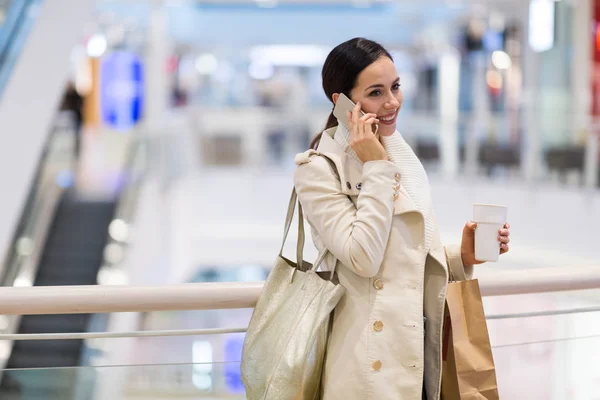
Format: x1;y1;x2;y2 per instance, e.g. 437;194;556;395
460;222;511;265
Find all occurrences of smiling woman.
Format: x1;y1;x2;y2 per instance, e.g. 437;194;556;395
311;37;397;148
342;56;402;136
294;37;511;400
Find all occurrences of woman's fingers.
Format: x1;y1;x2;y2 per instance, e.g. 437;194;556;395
364;117;379;135
359;113;377;137
365;117;379;129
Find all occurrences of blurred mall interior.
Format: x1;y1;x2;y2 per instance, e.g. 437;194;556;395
0;0;599;398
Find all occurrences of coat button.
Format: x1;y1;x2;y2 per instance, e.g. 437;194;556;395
372;360;382;371
346;182;352;190
393;193;399;201
373;321;384;332
373;279;384;290
394;173;401;182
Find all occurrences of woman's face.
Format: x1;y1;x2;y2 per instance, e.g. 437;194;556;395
349;56;402;137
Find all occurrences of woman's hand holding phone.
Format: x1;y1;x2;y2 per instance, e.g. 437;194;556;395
347;102;388;163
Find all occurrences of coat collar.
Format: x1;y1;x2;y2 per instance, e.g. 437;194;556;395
316;128;421;216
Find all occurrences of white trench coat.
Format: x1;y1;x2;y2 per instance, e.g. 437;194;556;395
293;128;473;400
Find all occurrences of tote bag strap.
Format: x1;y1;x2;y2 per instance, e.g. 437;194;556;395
279;188;305;268
279;151;341;271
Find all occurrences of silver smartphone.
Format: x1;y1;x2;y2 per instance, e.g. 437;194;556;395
332;93;378;135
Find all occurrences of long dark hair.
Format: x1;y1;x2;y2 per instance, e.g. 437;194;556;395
310;38;393;149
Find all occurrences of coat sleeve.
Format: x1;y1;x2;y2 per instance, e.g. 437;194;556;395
444;244;473;281
294;156;401;278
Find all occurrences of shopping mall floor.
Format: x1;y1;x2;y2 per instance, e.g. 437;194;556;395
79;131;600;399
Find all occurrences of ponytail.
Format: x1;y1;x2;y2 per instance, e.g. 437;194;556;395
310;112;338;149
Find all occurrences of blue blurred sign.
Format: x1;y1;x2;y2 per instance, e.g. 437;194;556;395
224;334;245;393
100;51;144;130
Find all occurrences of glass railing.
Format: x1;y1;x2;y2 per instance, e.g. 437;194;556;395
0;362;246;399
1;331;599;399
0;0;42;97
492;335;600;399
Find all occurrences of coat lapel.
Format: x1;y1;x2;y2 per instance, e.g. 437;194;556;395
393;187;420;216
317;129;421;216
427;224;449;273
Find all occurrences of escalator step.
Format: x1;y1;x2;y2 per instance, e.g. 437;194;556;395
19;315;89;333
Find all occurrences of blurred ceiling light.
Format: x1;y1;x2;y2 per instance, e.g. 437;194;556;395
195;53;218;75
529;0;555;52
97;266;128;286
486;70;503;90
491;51;511;70
248;61;275;80
109;219;129;242
103;243;124;264
14;276;32;287
250;45;328;67
87;33;108;58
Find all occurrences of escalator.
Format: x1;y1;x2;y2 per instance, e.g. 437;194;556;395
7;192;116;366
0;190;117;398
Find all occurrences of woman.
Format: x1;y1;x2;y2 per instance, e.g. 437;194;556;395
294;38;510;400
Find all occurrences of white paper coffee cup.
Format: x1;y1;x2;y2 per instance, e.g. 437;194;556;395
473;204;508;262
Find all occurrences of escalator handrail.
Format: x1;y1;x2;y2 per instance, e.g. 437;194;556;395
0;0;34;67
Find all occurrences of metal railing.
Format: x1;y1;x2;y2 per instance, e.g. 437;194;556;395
2;265;599;316
0;265;597;342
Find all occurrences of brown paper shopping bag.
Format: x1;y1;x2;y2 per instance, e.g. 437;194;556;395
441;279;499;400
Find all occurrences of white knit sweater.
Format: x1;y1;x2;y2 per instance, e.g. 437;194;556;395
334;124;435;253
